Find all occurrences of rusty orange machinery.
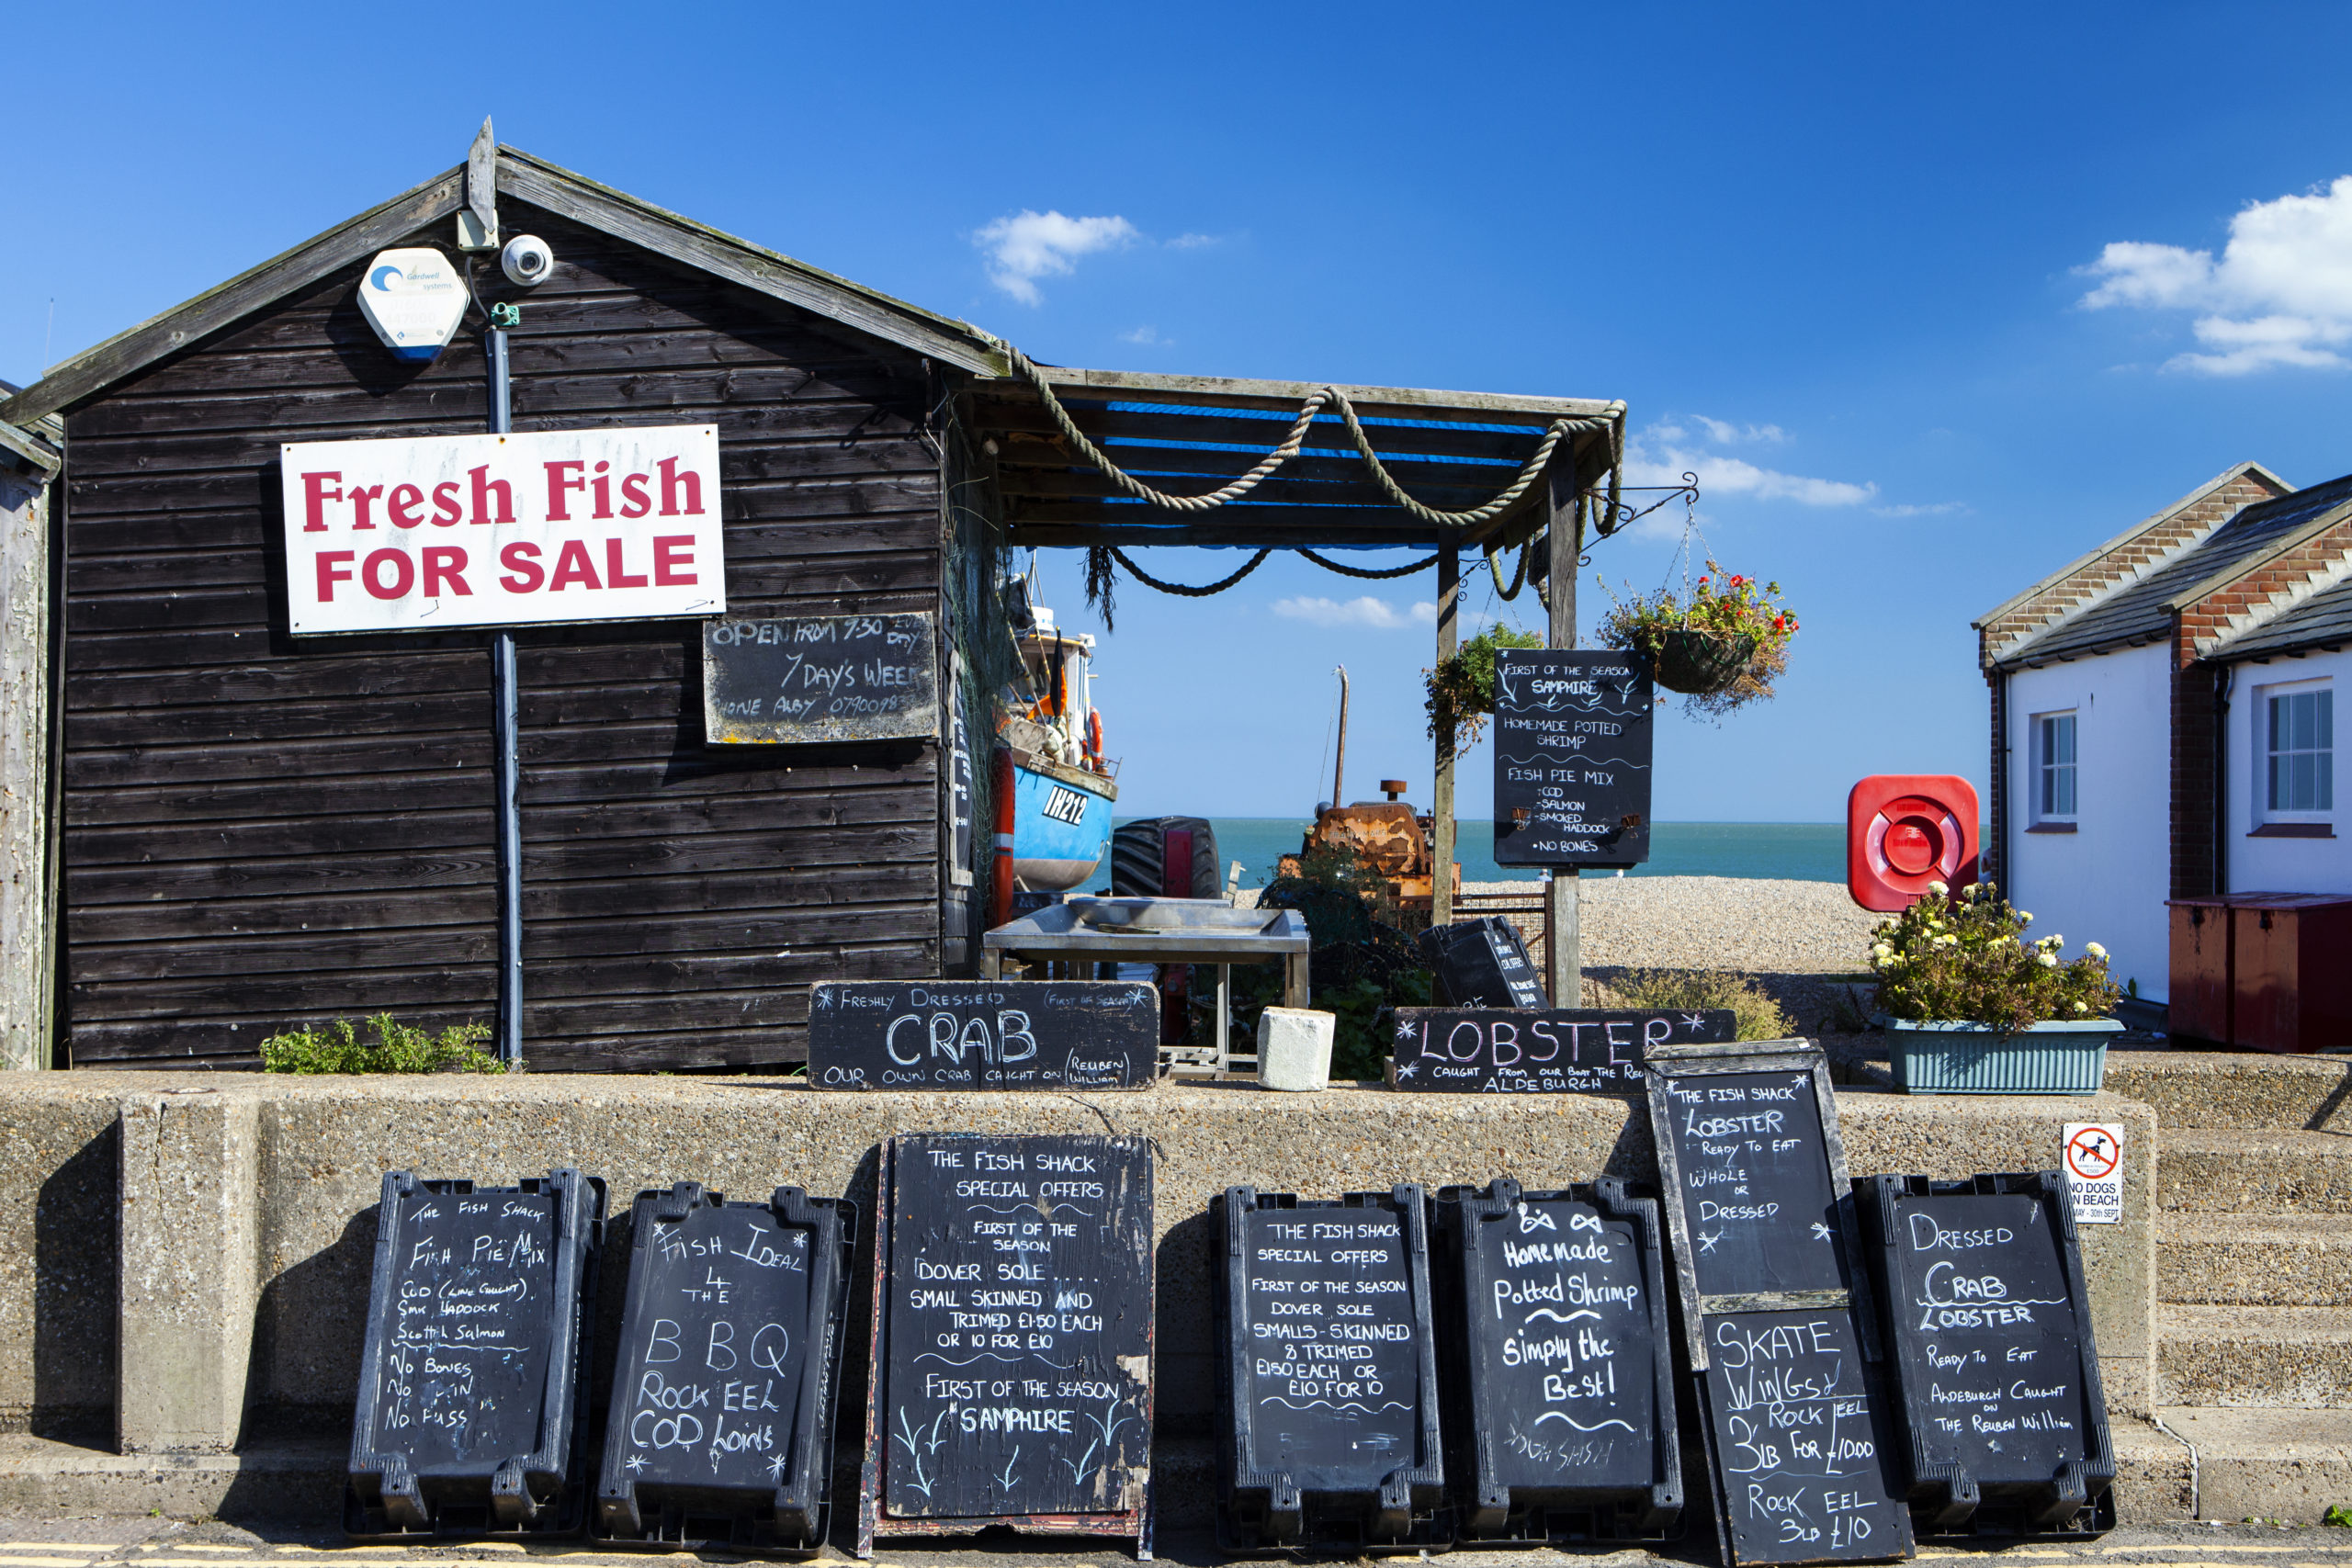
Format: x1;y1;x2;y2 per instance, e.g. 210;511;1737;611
1276;779;1462;905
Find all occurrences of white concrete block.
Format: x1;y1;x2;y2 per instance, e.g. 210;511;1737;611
1256;1008;1335;1091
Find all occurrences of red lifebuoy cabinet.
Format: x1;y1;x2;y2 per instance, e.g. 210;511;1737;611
1848;774;1980;912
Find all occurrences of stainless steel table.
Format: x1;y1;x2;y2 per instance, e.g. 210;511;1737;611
979;898;1311;1076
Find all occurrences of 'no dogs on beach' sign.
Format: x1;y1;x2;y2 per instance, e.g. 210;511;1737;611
2062;1122;2124;1225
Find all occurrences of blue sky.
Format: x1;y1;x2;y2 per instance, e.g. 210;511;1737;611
14;4;2352;821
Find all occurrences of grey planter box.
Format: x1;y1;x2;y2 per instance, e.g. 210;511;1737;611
1876;1015;2122;1095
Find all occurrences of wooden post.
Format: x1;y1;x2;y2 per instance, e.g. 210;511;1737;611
1;438;59;1070
1545;461;1581;1008
1432;543;1459;929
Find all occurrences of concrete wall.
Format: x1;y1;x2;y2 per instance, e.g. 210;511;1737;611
0;1071;2157;1460
2007;645;2174;999
2228;646;2352;892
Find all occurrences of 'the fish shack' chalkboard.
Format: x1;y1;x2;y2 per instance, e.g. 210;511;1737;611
594;1183;855;1553
1391;1009;1735;1092
1867;1174;2112;1538
808;981;1159;1090
1491;649;1654;868
347;1169;605;1540
859;1134;1153;1556
704;613;936;744
1214;1187;1445;1552
1646;1042;1912;1567
1434;1179;1681;1544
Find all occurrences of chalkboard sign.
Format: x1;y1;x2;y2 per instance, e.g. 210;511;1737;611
808;980;1159;1091
1645;1042;1911;1567
1434;1179;1680;1543
859;1134;1152;1554
1868;1175;2112;1538
1491;649;1653;868
1418;916;1548;1009
704;613;937;744
947;674;975;885
1391;1009;1735;1092
347;1168;605;1540
1213;1187;1445;1552
594;1183;854;1552
1697;1306;1911;1563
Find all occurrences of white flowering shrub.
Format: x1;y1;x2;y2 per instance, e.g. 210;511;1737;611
1868;881;2120;1032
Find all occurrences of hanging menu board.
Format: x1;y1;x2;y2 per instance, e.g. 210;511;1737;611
346;1168;603;1539
1391;1008;1735;1092
1215;1188;1445;1551
808;980;1159;1090
1492;649;1654;868
1645;1042;1911;1567
860;1134;1152;1553
1870;1175;2112;1535
704;612;937;744
1438;1179;1680;1542
595;1183;854;1551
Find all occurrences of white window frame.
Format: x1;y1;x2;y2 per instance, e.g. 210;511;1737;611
2256;677;2333;826
2030;708;2078;826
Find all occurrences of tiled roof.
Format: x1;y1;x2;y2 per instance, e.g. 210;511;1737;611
2214;571;2352;659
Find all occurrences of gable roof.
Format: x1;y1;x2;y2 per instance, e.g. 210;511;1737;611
2211;569;2352;660
0;145;1008;427
1973;461;2290;664
1996;474;2352;668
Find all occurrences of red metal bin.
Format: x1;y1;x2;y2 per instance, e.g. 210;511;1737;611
2167;892;2352;1053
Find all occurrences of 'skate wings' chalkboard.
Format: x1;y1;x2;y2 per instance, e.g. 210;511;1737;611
808;981;1158;1091
1437;1179;1680;1542
1491;649;1654;868
1869;1175;2112;1536
595;1183;854;1551
1215;1187;1444;1551
861;1134;1152;1551
1391;1009;1735;1092
347;1169;604;1539
704;613;937;744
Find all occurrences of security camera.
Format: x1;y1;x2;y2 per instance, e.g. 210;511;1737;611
500;234;555;287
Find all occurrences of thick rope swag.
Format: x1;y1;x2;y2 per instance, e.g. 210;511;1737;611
1108;546;1272;595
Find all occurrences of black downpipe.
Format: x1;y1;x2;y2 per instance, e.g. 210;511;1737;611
2212;665;2233;897
1996;669;2011;896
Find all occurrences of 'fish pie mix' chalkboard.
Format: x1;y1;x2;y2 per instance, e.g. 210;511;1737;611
347;1169;605;1539
1215;1187;1444;1552
1391;1008;1734;1092
1491;649;1654;868
1434;1179;1681;1543
595;1183;854;1552
861;1134;1153;1553
1868;1175;2111;1537
808;981;1158;1091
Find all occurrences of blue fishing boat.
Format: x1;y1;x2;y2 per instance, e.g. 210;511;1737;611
1000;604;1118;892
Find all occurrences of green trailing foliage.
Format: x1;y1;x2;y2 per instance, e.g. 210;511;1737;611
1597;968;1791;1041
260;1013;507;1074
1230;841;1436;1079
1868;881;2120;1034
1424;622;1544;761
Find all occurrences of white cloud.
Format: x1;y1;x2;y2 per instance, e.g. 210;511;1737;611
1166;231;1219;250
1271;595;1437;629
2080;176;2352;374
1119;325;1168;345
973;210;1139;304
1871;501;1970;518
1691;415;1786;446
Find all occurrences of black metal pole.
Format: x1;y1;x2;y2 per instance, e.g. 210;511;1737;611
488;327;522;1064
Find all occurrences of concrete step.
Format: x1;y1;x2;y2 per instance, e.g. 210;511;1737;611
2157;1405;2352;1524
2157;1128;2352;1213
2158;1211;2352;1304
2158;1304;2352;1407
2104;1050;2352;1133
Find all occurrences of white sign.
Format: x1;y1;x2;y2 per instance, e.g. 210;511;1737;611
356;247;469;361
2062;1122;2125;1225
279;425;726;634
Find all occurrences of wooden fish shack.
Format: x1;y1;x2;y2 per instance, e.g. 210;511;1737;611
7;130;1625;1071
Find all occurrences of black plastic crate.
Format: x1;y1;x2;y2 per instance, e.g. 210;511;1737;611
593;1183;856;1554
346;1168;605;1540
1432;1179;1682;1546
1213;1186;1447;1554
1864;1172;2114;1541
1417;917;1547;1010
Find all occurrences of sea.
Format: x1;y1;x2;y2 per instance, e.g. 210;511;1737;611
1117;818;1858;891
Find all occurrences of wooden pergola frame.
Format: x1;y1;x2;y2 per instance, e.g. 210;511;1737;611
960;368;1626;1003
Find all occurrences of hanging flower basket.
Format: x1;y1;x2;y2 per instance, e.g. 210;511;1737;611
1649;627;1758;695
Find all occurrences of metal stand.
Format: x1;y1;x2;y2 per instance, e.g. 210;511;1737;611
487;327;523;1065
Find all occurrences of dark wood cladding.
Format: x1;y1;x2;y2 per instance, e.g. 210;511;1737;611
59;201;944;1070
